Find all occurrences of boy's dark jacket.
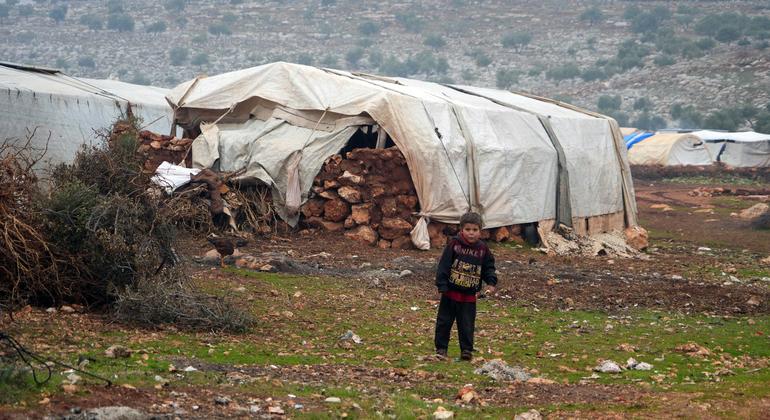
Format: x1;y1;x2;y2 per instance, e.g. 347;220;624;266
436;234;497;294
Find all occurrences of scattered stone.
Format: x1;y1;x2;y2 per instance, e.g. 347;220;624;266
105;345;132;359
526;377;556;385
340;330;362;344
433;406;454;419
738;203;769;220
626;358;653;370
455;385;477;403
650;204;673;212
675;342;711;357
202;249;220;262
474;359;531;382
616;343;637;352
46;307;57;314
515;409;542;420
624;226;649;250
594;360;622;373
324;397;342;403
62;384;78;394
514;409;542;420
267;406;285;415
183;366;198;372
671;275;683;280
84;406;147;420
760;256;770;265
214;396;231;405
399;270;413;278
60;305;76;313
746;296;761;306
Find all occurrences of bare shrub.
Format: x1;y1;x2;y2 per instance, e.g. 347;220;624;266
113;270;254;332
0;131;68;310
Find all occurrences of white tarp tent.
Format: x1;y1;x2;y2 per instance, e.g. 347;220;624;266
691;130;770;168
166;62;638;241
0;62;176;167
628;132;713;166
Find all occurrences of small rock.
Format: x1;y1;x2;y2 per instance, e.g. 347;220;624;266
259;264;275;272
634;362;653;371
183;366;198;372
515;409;542;420
697;247;712;252
675;342;711;357
433;406;454;419
616;343;637;352
46;307;57;314
594;360;622;373
455;385;477;403
474;359;530;382
66;373;82;384
526;377;556;385
60;305;76;313
214;396;231;405
671;275;683;280
203;249;220;262
62;384;78;394
324;397;342;403
267;406;285;415
249;405;260;413
339;330;362;344
400;270;414;278
105;345;132;359
86;407;146;419
747;296;761;306
738;203;769;220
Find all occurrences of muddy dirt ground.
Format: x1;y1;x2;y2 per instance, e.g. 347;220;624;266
2;178;769;419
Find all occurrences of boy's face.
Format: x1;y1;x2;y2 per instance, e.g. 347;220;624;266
461;223;481;244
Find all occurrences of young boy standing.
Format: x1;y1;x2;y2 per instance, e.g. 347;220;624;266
434;212;497;361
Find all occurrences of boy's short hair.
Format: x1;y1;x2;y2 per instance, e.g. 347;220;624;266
459;212;483;228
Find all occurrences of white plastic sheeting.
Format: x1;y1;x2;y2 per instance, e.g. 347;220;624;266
0;63;175;167
628;133;712;166
151;161;201;194
691;130;770;168
193;118;359;224
167;62;636;232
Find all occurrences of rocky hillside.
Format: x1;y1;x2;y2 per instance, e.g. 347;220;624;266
1;0;769;130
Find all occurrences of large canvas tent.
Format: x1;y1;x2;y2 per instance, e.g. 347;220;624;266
691;130;770;168
627;132;712;166
166;62;638;245
0;62;175;167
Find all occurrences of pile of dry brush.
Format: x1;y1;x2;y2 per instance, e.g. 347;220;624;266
0;120;252;332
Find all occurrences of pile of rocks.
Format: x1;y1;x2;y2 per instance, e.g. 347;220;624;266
137;130;193;173
300;147;524;248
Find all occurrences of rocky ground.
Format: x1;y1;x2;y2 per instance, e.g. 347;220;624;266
1;175;769;418
1;0;768;127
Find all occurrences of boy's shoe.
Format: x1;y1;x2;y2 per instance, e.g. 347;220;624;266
436;349;448;360
460;351;472;361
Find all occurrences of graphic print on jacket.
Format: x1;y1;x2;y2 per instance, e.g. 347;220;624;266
450;259;481;289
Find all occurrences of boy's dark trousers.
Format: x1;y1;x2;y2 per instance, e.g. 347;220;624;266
434;294;476;353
